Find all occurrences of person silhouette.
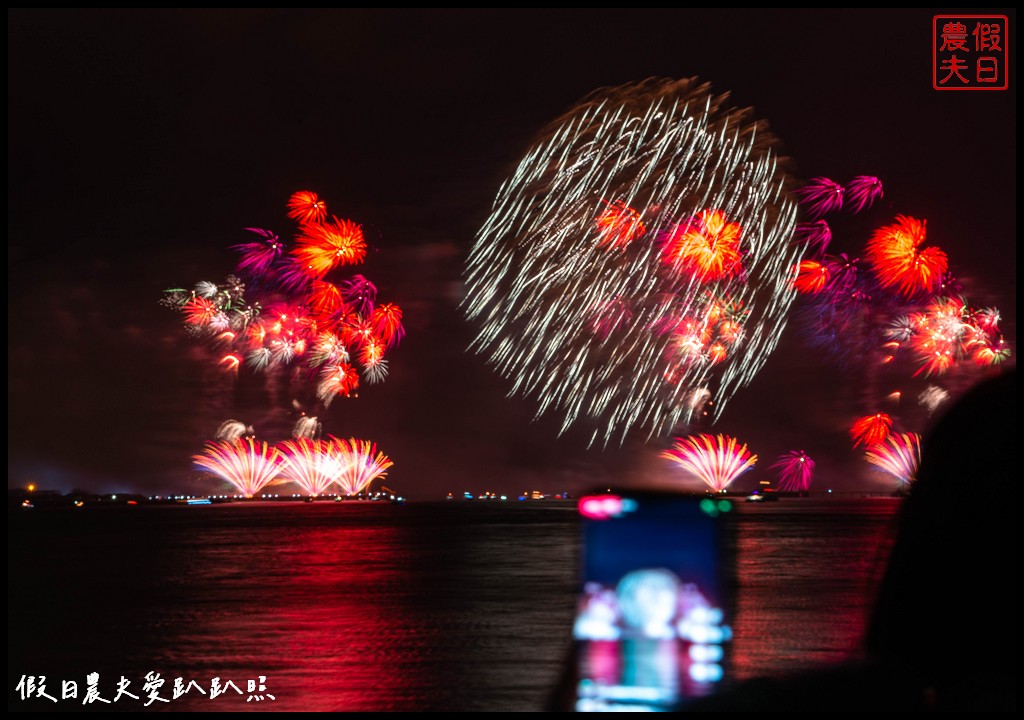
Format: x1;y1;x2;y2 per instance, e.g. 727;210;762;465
681;368;1017;711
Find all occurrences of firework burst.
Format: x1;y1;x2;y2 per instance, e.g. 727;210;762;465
333;438;394;496
286;190;328;225
794;177;844;219
163;190;404;410
277;438;346;497
193;437;283;497
865;215;947;298
463;77;802;446
769;450;815;492
849;413;893;448
662;433;758;493
865;433;922;487
843;176;883;214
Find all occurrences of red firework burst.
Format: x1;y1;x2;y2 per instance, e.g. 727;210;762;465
792;260;830;294
850;413;893;448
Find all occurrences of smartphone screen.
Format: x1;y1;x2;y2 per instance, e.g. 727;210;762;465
572;491;736;712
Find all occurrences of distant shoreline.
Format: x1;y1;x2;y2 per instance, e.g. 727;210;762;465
10;489;906;510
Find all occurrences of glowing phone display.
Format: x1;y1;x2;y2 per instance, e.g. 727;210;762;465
573;492;735;712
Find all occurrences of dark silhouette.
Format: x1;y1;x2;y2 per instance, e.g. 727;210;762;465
553;368;1017;711
684;368;1017;711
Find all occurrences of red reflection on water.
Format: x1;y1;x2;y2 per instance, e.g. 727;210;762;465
729;499;901;682
161;504;437;712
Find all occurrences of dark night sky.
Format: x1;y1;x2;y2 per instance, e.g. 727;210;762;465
8;9;1016;500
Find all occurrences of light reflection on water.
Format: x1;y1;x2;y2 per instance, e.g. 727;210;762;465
8;498;900;711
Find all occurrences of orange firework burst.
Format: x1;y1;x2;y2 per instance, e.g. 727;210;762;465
595;199;646;248
850;413;893;448
287;190;328;225
359;337;386;367
293;217;367;279
865;215;948;297
792;260;830;294
662;209;744;281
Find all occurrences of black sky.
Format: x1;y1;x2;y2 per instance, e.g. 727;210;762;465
8;9;1016;499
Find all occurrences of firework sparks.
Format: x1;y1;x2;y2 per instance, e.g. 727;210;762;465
163;191;404;415
662;209;745;282
193;437;283;498
843;176;883;214
595;199;647;249
850;413;893;448
794;177;844;219
865;433;922;487
292;217;368;280
277;438;345;497
918;386;949;415
463;77;802;445
793;220;832;254
865;215;947;298
333;438;394;496
662;433;757;493
286;190;328;225
769;450;815;492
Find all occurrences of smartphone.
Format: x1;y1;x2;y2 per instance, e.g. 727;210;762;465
571;490;736;712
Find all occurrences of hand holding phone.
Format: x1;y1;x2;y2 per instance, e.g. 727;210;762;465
571;490;736;712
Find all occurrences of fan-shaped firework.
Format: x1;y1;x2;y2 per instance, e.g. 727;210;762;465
770;450;815;492
662;433;757;493
793;220;832;254
865;432;922;487
463;77;802;445
277;437;345;497
193;437;283;497
334;438;394;496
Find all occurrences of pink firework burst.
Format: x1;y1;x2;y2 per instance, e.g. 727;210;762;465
843;176;884;214
193;437;283;498
793;220;832;255
770;451;815;492
277;438;344;497
331;437;394;496
794;177;844;219
233;228;283;275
